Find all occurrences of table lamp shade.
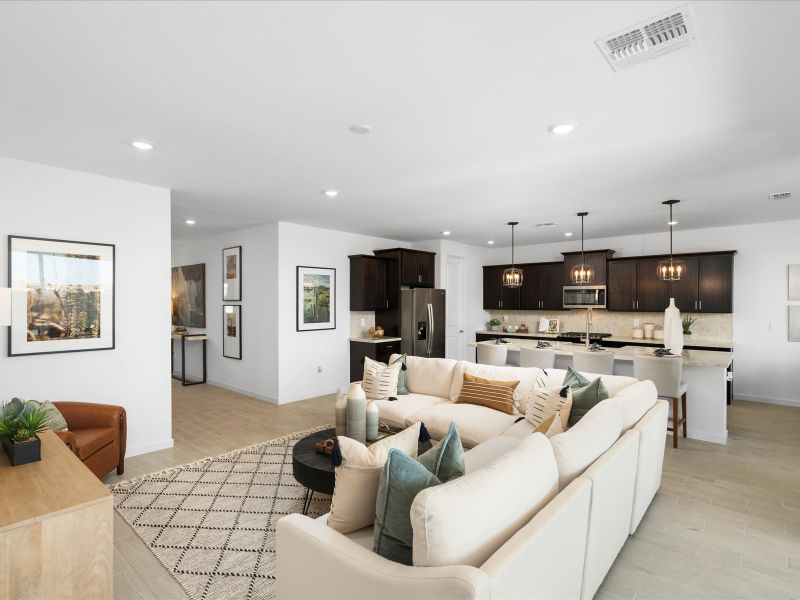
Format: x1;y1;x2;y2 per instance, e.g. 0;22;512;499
0;288;11;327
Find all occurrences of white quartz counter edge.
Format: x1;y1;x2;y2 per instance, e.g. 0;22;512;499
470;339;733;369
475;330;733;349
349;337;402;344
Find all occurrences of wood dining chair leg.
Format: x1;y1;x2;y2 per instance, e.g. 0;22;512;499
671;396;679;449
681;392;687;438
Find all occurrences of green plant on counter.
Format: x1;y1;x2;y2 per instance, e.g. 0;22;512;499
682;315;697;335
0;399;50;443
488;318;502;327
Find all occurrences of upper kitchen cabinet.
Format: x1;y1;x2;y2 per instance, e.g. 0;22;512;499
349;255;389;311
374;248;436;287
482;265;520;310
561;250;615;285
607;257;668;312
520;262;563;310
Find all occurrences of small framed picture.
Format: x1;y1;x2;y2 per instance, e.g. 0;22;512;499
223;304;242;359
223;246;242;301
296;266;336;331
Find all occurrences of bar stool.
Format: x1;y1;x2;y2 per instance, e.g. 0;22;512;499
633;355;687;448
520;346;556;369
477;344;508;366
572;350;615;375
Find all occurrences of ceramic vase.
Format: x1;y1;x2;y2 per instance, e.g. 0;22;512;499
366;401;379;442
663;298;684;355
346;382;367;444
335;393;348;436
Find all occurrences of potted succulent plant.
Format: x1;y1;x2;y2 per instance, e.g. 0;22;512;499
0;399;50;466
682;315;697;336
488;318;502;332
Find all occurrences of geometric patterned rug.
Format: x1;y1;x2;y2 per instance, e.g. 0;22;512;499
110;427;332;600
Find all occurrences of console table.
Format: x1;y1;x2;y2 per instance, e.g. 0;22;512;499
0;429;113;599
171;334;208;386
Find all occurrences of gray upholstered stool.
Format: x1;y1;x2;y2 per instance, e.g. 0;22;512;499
633;354;687;448
477;343;508;366
572;349;615;375
520;346;556;369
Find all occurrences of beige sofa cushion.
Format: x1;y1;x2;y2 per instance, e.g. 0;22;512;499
605;380;658;431
392;354;458;398
463;435;524;473
449;362;547;413
411;433;559;567
371;393;447;429
411;402;518;448
544;368;637;397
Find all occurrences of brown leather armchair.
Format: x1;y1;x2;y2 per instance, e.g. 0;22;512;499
52;402;127;479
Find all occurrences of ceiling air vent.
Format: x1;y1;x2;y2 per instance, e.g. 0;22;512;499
769;191;792;201
596;4;697;71
535;222;556;228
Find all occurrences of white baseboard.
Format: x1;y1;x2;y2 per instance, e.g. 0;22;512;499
127;438;174;457
205;378;279;404
734;394;800;408
682;428;728;445
278;387;338;404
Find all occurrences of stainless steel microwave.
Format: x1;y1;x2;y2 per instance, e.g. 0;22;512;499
563;285;607;309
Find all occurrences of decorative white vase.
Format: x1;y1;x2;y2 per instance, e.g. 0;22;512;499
663;298;684;355
335;393;348;436
366;401;379;442
346;383;367;444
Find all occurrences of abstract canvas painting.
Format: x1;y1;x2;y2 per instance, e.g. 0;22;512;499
222;246;242;301
172;263;206;328
8;236;115;356
296;266;335;331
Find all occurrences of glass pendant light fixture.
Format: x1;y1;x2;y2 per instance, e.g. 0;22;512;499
657;200;686;281
569;212;595;285
502;221;523;288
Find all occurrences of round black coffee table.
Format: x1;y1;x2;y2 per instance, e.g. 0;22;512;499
292;427;337;514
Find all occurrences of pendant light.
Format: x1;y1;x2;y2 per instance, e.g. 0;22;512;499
569;212;595;285
658;200;686;281
502;221;523;288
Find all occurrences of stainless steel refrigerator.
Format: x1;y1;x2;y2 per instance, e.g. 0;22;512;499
400;288;446;358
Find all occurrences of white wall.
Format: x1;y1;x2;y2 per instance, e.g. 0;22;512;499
0;157;172;456
277;222;407;403
172;223;279;401
486;220;800;406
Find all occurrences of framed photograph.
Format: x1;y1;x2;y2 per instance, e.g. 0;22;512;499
8;235;115;356
223;304;242;359
172;263;206;328
789;264;800;301
223;246;242;301
296;266;335;331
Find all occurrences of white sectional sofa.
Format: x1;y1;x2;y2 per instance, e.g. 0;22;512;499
277;355;668;599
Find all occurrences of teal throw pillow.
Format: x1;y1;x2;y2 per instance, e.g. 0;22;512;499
374;423;464;564
563;366;591;390
391;354;409;395
568;377;609;427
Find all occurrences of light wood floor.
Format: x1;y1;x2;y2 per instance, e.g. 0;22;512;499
110;382;800;599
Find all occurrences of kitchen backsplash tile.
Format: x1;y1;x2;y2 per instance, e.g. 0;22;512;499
487;310;732;341
349;311;375;338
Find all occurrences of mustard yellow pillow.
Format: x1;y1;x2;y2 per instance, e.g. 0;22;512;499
455;373;520;415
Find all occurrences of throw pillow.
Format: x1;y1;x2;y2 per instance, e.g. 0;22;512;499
362;356;401;400
391;354;409;395
563;366;591;390
568;377;609;426
30;400;68;432
525;386;572;430
537;411;565;438
327;422;421;533
455;373;519;415
374;423;464;565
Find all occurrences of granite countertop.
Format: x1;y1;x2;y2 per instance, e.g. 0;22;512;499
477;330;732;349
470;339;733;369
476;329;560;338
349;336;402;344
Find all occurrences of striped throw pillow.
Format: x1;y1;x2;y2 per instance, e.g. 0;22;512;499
455;373;519;415
362;356;401;400
526;386;573;431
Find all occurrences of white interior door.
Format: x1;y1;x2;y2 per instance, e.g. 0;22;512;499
445;255;467;360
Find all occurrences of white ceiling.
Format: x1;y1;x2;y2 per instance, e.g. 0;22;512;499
1;1;799;245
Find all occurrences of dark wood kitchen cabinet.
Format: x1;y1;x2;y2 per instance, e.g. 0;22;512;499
374;248;436;287
561;250;615;286
349;339;402;382
697;253;734;313
349;255;389;311
520;262;563;310
636;256;669;311
607;259;637;311
668;255;699;313
482;265;520;310
607;257;668;312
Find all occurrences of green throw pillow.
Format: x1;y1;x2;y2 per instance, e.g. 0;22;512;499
391;354;409;395
563;366;591;390
568;377;609;427
374;423;464;564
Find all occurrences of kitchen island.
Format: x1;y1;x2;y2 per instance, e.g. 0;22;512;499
471;339;732;445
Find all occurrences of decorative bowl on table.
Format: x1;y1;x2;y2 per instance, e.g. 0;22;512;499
367;326;384;339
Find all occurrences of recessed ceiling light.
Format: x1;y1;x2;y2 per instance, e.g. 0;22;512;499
487;240;495;245
131;139;155;150
667;220;678;226
185;219;196;225
349;124;372;135
323;190;339;198
548;122;577;135
441;231;451;236
564;232;574;237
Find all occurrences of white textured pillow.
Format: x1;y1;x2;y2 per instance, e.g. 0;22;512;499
410;433;559;567
449;361;547;414
549;400;624;489
526;386;572;430
362;356;401;400
392;354;459;397
327;423;421;533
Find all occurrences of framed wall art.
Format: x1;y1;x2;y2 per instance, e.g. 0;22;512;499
296;266;335;331
8;235;115;356
223;304;242;359
172;263;206;328
223;246;242;301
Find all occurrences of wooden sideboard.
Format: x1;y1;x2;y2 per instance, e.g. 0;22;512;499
0;429;113;599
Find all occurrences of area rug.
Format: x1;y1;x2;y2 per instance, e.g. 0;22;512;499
111;427;332;600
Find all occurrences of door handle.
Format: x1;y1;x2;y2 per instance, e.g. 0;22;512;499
694;300;698;310
385;299;388;309
427;303;434;356
699;300;702;311
418;274;422;283
633;300;636;310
